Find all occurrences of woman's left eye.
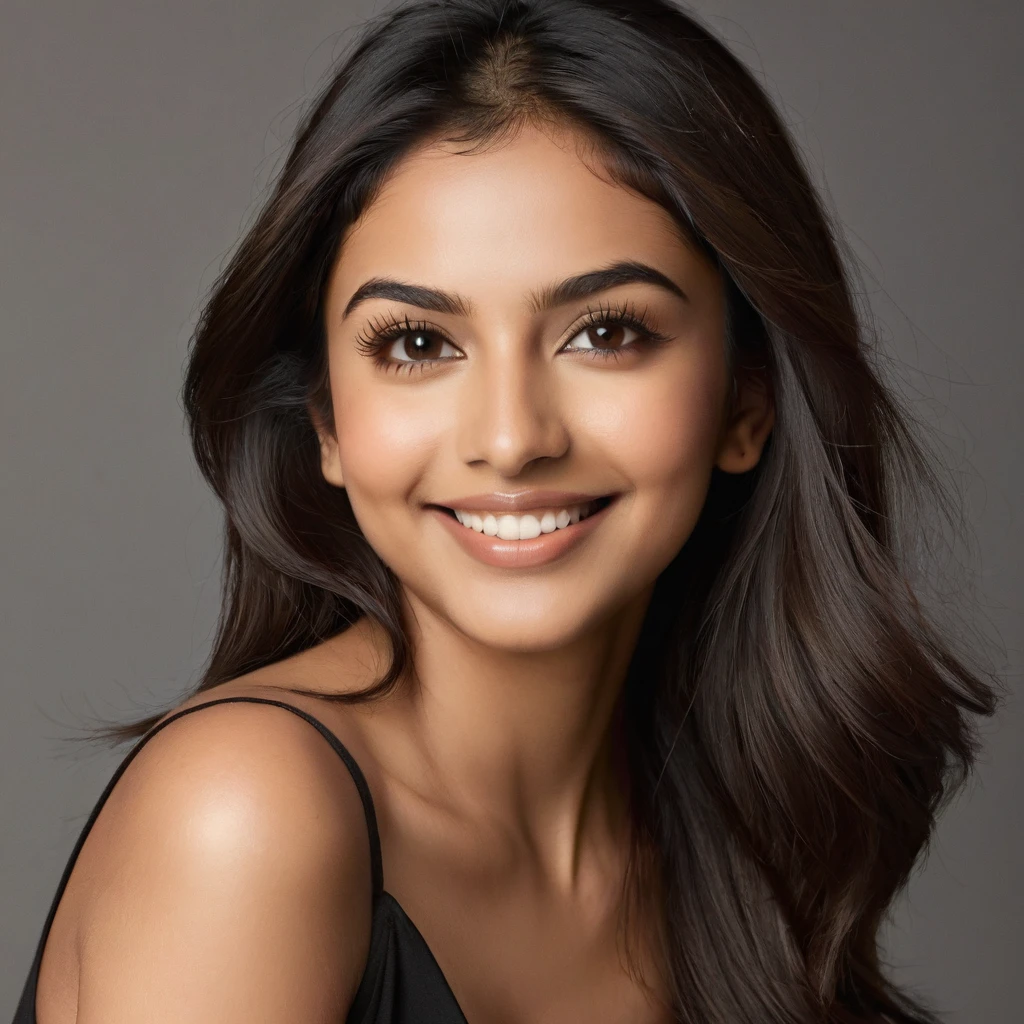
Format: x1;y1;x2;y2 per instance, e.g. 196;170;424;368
562;319;644;354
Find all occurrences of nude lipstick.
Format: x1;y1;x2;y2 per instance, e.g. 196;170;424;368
425;493;618;569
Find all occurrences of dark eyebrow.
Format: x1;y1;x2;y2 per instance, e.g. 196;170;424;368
340;259;689;322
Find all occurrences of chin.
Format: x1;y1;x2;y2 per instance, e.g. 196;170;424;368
443;598;625;654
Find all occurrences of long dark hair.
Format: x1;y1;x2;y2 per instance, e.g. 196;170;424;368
89;1;1002;1020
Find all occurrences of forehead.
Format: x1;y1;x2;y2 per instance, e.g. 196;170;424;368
327;123;713;313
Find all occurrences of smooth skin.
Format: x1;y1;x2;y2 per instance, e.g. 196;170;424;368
37;122;773;1023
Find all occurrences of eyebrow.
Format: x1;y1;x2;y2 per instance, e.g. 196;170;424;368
339;259;689;322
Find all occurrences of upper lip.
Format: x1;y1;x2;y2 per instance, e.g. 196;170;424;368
428;490;615;513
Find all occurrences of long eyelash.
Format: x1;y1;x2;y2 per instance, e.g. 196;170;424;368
352;300;671;375
352;313;422;356
352;313;445;376
569;299;671;356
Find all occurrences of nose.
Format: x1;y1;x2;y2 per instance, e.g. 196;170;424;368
455;341;570;477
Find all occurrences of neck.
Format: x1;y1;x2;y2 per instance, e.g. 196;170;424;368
381;583;653;893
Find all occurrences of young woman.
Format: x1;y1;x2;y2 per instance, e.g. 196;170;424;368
15;1;1000;1022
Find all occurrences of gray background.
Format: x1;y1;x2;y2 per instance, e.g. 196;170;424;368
2;0;1020;1019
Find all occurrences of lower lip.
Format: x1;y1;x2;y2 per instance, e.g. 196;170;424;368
428;498;617;569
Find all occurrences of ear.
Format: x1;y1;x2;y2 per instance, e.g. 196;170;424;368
715;365;774;474
308;405;345;488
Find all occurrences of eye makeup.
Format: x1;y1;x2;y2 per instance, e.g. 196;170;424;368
351;298;673;376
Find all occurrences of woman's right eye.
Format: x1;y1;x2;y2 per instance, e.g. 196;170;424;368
382;329;461;363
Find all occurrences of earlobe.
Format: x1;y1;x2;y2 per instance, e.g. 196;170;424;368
319;436;346;488
309;407;345;488
715;371;775;474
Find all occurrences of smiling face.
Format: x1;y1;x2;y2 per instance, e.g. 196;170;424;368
316;122;772;653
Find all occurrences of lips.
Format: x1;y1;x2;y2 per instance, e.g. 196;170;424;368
427;497;615;547
428;493;618;569
425;489;616;515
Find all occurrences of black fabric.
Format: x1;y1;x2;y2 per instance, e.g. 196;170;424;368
12;695;469;1024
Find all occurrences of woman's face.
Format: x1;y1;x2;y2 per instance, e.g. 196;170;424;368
319;123;770;652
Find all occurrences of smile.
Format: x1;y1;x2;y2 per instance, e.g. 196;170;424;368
427;495;618;569
451;498;607;540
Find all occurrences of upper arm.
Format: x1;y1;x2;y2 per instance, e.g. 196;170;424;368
73;701;373;1023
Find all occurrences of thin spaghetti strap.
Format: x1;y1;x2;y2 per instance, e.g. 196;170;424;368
142;696;385;897
11;694;386;1024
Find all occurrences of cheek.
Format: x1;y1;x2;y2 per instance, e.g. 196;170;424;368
578;349;727;504
332;377;439;505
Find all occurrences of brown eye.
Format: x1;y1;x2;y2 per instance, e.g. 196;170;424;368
564;321;641;352
588;323;626;349
387;330;460;362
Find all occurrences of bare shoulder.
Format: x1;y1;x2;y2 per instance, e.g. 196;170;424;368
69;694;375;1023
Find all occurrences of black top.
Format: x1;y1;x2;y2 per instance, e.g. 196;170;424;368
12;695;470;1024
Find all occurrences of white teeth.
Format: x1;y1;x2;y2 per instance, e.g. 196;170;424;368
452;501;602;540
496;515;520;540
519;515;542;540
